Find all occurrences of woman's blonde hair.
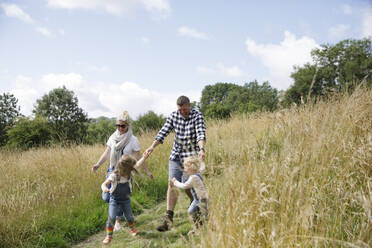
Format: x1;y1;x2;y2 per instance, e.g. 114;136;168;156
183;156;201;173
116;110;131;124
113;154;137;178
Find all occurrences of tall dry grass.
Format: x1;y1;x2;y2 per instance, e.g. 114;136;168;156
0;87;370;247
0;145;104;247
0;132;172;247
196;87;371;247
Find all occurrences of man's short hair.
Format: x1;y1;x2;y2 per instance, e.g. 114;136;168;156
177;95;190;106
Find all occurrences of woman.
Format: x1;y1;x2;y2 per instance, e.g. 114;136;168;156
92;110;153;230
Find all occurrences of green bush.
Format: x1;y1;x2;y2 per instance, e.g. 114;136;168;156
205;103;231;119
86;117;116;144
132;111;166;135
6;117;52;149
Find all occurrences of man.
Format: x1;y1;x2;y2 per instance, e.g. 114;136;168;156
144;95;206;232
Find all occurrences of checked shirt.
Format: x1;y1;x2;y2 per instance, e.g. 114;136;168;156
155;109;206;161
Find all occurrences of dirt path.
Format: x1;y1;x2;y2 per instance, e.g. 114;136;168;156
72;194;195;248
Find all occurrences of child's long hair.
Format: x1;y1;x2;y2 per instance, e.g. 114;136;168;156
113;154;137;179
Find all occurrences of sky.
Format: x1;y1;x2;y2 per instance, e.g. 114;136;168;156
1;0;371;119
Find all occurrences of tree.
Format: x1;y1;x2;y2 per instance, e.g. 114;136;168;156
243;81;279;112
205;102;231;119
200;83;241;113
284;38;372;105
86;117;116;144
224;81;279;113
132;111;166;135
201;81;279;119
0;93;22;146
33;86;88;143
6;117;52;149
312;38;372;87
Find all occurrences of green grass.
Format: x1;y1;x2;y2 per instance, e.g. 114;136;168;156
2;88;370;248
73;193;196;248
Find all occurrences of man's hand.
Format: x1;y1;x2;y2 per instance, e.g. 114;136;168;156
198;149;206;161
144;147;154;157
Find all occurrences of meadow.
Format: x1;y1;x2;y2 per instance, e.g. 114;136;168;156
0;87;371;247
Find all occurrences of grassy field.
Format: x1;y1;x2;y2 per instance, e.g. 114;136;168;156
1;87;371;247
72;192;194;248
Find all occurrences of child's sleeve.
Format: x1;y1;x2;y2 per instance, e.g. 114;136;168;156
134;156;146;170
199;162;206;173
101;174;114;192
173;176;194;189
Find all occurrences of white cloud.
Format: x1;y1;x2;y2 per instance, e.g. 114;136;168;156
76;61;109;72
141;36;150;45
0;3;34;23
217;64;242;77
341;4;352;15
246;31;319;90
328;24;350;40
362;6;372;38
139;0;170;13
196;66;215;74
0;3;60;38
197;64;242;77
10;76;39;116
46;0;171;17
8;73;200;119
41;73;85;91
36;26;53;37
178;26;209;40
90;81;200;118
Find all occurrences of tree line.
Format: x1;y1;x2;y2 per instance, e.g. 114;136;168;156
1;38;371;149
0;87;167;149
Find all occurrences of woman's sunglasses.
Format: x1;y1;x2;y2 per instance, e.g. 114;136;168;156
116;124;128;128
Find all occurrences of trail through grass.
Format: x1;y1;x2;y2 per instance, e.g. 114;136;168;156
73;193;196;248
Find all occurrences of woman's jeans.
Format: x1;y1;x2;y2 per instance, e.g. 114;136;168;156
106;182;134;228
102;168;114;203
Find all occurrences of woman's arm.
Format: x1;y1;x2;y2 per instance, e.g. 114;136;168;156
92;146;111;172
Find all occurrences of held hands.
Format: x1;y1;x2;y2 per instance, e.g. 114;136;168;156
198;149;206;161
144;147;153;158
142;150;150;159
103;188;110;193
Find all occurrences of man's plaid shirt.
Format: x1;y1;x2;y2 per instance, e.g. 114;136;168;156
155;108;206;161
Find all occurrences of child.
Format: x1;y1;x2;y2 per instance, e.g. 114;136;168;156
170;156;208;229
101;154;148;245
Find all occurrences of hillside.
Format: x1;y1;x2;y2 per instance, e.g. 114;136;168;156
1;87;371;247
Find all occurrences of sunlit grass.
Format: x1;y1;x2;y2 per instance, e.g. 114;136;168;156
197;87;371;247
0;135;170;247
0;87;371;247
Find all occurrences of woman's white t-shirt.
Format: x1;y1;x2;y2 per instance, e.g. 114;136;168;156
106;135;140;156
